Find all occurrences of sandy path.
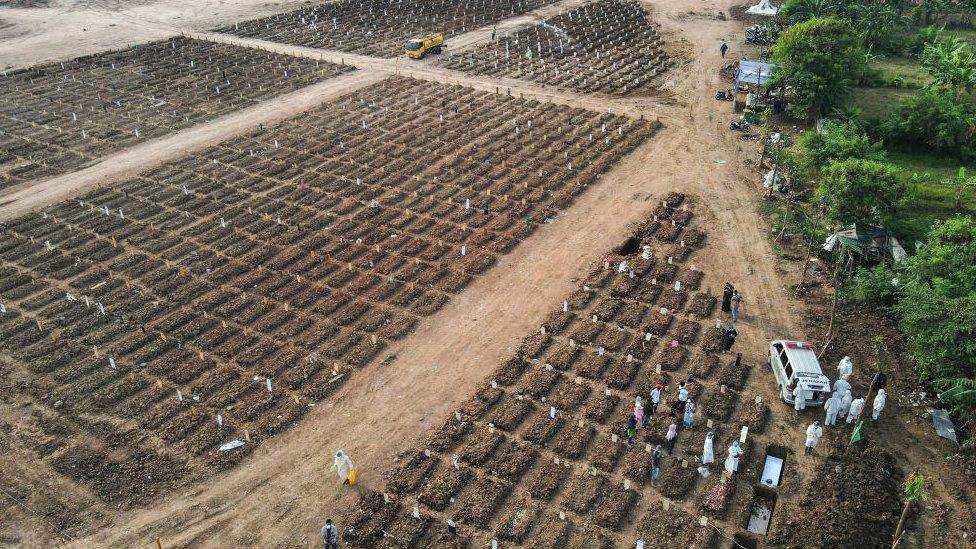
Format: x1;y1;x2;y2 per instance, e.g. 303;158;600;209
4;0;815;546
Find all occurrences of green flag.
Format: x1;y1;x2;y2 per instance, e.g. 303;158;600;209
850;420;864;444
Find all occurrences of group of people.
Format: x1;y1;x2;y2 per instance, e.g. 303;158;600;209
801;357;889;455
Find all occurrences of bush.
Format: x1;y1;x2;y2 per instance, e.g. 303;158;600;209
894;216;976;382
770;17;868;119
816;158;907;225
882;88;975;159
843;264;900;308
801;120;886;169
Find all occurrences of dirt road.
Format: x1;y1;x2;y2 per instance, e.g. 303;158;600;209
3;0;816;546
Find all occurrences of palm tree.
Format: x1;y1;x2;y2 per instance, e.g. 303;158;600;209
781;0;842;24
849;1;911;50
892;471;927;548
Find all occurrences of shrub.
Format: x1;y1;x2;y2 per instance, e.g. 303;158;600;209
882;88;975;159
816;158;907;225
801;120;886;169
843;264;900;308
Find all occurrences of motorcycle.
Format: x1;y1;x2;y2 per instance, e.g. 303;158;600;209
730;119;751;132
715;89;734;101
746;24;775;46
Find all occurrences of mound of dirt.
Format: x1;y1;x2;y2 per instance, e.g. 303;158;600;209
767;443;903;548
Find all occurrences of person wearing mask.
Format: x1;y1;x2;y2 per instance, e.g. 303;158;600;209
702;431;715;466
824;392;841;426
651;445;663;484
724;441;742;477
847;393;866;423
634;396;646;429
838;389;853;419
650;383;664;414
805;421;824;455
626;414;638;444
321;519;339;549
792;382;806;415
333;450;355;485
872;389;887;421
683;399;697;430
666;422;678;455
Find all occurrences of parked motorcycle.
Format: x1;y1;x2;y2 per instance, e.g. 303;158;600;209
730;119;751;132
746;24;775;45
715;89;734;101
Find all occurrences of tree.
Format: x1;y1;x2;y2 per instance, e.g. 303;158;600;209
892;471;927;548
894;216;976;382
801;119;886;169
848;0;912;53
884;88;975;158
780;0;842;24
770;17;868;119
922;35;976;96
816;158;906;225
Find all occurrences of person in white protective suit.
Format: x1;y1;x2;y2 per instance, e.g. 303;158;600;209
847;394;865;423
824;393;841;426
873;389;887;421
833;376;851;397
724;440;742;476
837;356;854;379
805;421;823;454
333;450;355;484
792;382;806;414
702;431;715;465
839;389;853;418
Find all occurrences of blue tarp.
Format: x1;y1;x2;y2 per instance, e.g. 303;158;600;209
735;60;777;88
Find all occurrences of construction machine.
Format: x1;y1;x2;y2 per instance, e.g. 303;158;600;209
404;34;445;59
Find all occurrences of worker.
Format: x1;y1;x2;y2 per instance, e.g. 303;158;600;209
804;421;823;455
838;356;854;379
666;422;678;455
650;383;664;414
722;282;733;312
651;445;663;483
683;399;697;429
871;370;888;392
872;389;887;421
634;397;645;429
722;324;738;352
792;382;806;415
839;389;853;419
333;450;355;485
491;25;497;41
702;431;715;465
626;414;638;444
847;393;865;423
724;440;742;476
321;519;339;549
824;392;841;426
720;40;728;58
833;376;851;397
730;290;742;321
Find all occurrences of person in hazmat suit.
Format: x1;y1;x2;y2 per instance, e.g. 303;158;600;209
333;450;356;485
805;421;823;455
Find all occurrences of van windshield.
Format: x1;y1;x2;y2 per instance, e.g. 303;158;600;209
405;41;422;51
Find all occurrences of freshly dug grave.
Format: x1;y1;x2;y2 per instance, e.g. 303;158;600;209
633;505;713;548
735;400;770;434
701;389;736;421
716;357;750;390
767;443;904;548
385;449;438;494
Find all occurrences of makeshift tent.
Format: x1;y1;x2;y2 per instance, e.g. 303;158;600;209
823;224;908;271
746;0;780;16
733;60;779;112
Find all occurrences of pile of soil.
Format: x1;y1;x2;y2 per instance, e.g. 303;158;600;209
767;443;904;548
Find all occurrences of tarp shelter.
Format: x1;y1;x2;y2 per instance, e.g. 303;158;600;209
746;0;780;16
823;224;907;270
735;60;777;90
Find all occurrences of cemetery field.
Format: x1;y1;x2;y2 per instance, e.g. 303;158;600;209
0;36;352;187
0;75;657;536
217;0;563;58
440;0;671;95
341;194;784;547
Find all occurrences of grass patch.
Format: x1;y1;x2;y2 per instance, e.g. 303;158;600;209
868;56;931;88
849;87;914;120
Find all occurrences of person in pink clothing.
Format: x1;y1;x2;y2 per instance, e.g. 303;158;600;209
634;396;646;429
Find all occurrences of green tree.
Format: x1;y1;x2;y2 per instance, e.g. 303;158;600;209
892;472;927;548
922;35;976;96
801;120;886;169
816;158;906;225
770;17;868;119
885;88;975;158
895;216;976;382
780;0;842;24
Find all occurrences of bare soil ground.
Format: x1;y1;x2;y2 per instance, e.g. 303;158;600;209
0;0;973;547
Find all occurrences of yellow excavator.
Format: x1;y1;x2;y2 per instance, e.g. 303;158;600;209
404;33;445;59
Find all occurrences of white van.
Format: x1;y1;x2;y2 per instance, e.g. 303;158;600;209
768;340;831;406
